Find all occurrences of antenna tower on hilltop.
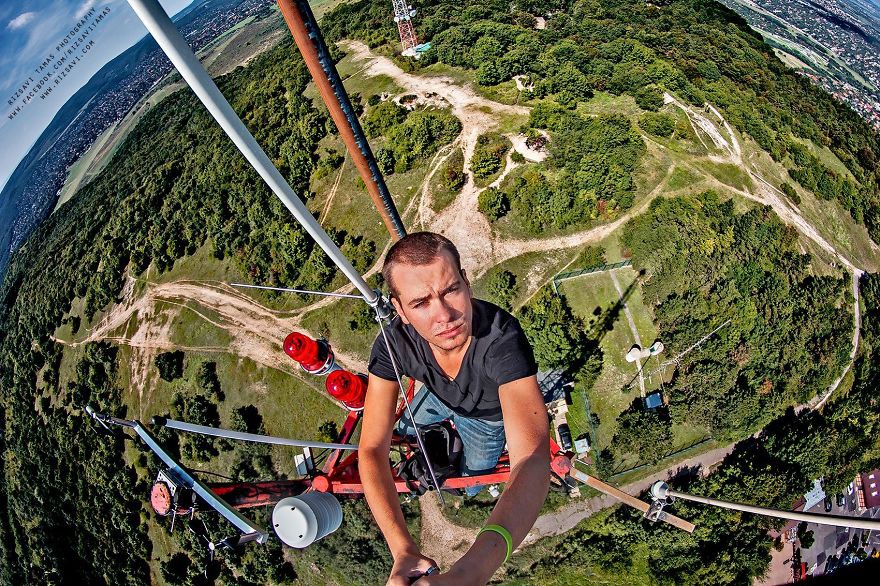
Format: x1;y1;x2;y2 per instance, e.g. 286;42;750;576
391;0;419;56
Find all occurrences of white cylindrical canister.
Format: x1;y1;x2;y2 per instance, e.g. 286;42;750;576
272;493;343;548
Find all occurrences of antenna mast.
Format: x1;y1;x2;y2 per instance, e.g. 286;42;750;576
278;0;407;241
391;0;419;56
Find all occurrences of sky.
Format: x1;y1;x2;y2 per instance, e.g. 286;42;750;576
0;0;193;192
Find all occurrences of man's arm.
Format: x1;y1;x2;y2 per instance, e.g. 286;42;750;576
421;375;550;585
360;373;436;584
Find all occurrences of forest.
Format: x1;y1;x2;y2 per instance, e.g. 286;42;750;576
507;271;880;585
622;192;853;440
323;0;880;240
0;0;877;583
480;106;646;232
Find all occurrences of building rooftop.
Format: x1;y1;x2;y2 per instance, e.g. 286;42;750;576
644;392;663;409
859;469;880;509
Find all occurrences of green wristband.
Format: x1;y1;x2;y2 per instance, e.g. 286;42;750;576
478;524;513;563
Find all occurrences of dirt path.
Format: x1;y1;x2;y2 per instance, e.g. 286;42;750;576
340;41;521;272
319;159;346;223
61;277;367;416
418;493;476;570
666;100;866;412
665;93;740;164
342;42;680;279
811;268;862;410
493;163;674;265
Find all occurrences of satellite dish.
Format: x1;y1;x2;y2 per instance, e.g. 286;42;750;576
649;341;665;356
625;345;642;363
273;493;343;548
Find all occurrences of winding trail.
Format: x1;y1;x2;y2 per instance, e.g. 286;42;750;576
343;41;680;281
61;278;366;418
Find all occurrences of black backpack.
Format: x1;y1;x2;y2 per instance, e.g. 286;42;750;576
398;420;463;495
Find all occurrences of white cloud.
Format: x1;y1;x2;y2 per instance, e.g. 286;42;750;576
6;12;36;31
75;1;97;20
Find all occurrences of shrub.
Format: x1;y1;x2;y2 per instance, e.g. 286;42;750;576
633;85;664;111
478;187;510;221
471;133;510;180
442;148;466;192
638;112;675;137
484;269;519;311
363;101;407;137
195;361;222;400
376;147;395;175
155;351;185;382
780;181;801;204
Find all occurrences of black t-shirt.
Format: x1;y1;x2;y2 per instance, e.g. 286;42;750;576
368;299;538;421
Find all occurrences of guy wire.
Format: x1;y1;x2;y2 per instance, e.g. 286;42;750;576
375;310;447;507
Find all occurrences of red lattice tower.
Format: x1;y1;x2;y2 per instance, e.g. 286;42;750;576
391;0;418;54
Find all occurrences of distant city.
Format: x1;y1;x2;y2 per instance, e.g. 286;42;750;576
0;0;273;276
720;0;880;130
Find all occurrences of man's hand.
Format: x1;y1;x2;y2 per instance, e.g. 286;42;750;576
388;547;438;586
412;563;473;585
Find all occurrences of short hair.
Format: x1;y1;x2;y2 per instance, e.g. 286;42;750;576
382;232;462;299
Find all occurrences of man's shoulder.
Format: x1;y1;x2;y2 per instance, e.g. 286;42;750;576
473;298;524;337
472;299;537;383
369;315;423;361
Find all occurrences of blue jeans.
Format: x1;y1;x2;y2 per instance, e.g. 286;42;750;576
396;386;506;496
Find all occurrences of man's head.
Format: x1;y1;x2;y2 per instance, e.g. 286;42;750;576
382;232;473;354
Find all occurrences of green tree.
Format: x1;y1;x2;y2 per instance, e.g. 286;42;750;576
155;350;185;382
471;133;510;180
363;100;407;137
639;112;675;137
611;401;673;464
478;187;510;221
518;287;592;370
633;85;664;111
780;182;800;204
484;269;519;311
376;147;396;175
442;147;466;192
195;361;222;400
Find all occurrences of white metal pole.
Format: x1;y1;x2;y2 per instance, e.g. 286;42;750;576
126;0;379;306
155;416;358;451
653;482;880;531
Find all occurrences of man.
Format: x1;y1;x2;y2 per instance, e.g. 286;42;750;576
359;232;550;585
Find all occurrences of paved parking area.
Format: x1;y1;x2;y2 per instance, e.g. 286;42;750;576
799;498;880;575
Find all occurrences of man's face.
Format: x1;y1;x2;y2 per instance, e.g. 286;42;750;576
389;251;473;354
